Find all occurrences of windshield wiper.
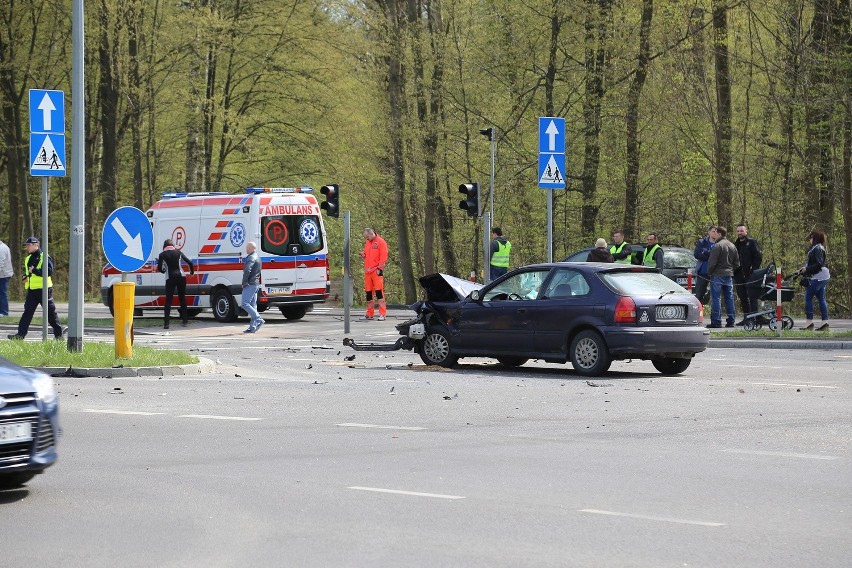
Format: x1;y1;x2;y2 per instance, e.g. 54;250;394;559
658;290;676;300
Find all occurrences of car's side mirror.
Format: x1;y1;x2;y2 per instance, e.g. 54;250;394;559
469;290;481;302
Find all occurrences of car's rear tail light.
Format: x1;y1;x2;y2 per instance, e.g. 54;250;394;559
614;296;636;323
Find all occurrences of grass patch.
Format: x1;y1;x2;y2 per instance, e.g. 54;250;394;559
711;329;852;339
0;340;197;368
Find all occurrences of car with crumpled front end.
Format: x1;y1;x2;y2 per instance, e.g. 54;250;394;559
0;357;59;489
397;263;709;376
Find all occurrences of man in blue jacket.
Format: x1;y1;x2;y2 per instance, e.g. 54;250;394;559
693;226;715;304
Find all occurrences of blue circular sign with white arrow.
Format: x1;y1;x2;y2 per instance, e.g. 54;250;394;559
102;206;154;273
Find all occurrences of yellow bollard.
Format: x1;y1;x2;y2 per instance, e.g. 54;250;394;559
113;281;135;359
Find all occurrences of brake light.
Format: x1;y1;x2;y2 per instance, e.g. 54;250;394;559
614;296;636;323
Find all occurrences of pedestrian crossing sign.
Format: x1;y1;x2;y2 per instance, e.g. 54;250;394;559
30;133;66;177
538;152;565;189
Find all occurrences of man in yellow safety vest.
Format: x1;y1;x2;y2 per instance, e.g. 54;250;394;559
8;237;65;340
642;233;664;269
609;230;632;264
489;227;511;281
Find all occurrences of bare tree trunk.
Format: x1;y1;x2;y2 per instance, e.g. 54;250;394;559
581;0;611;235
385;0;416;302
712;0;733;226
97;0;120;215
624;0;653;241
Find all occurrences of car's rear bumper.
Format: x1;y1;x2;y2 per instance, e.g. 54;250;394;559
604;326;710;357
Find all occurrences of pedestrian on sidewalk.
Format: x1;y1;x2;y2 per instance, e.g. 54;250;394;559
798;230;830;331
241;241;264;333
8;237;64;340
0;237;13;316
706;226;739;329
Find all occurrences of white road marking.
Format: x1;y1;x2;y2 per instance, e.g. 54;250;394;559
748;382;838;389
83;409;165;416
178;414;261;421
723;364;782;369
337;423;425;431
348;486;464;500
578;509;725;527
720;449;841;460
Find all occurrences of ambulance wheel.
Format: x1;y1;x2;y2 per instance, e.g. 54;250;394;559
280;306;308;320
212;289;237;322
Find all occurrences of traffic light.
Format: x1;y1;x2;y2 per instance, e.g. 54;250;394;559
479;127;494;141
320;184;339;218
458;182;479;217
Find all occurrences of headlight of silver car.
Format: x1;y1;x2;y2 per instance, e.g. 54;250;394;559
32;373;57;405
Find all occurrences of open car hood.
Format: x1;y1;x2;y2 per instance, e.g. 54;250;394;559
418;273;483;302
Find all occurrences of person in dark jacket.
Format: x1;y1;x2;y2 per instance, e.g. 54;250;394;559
157;238;194;329
797;230;830;331
706;226;739;328
692;226;715;304
734;224;762;320
642;233;664;268
609;230;632;264
7;237;64;340
587;238;614;262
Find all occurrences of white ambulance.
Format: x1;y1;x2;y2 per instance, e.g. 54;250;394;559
100;187;330;322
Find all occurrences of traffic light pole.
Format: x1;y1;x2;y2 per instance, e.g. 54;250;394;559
343;211;352;334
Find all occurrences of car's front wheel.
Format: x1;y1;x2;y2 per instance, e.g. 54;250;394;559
418;327;458;367
651;357;691;375
569;330;611;376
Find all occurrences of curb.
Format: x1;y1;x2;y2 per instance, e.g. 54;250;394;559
31;357;217;378
709;340;852;350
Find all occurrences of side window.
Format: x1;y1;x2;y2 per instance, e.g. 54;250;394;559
542;269;591;298
483;270;549;301
261;215;324;256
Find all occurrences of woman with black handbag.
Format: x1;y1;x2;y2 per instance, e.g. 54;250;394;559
797;230;830;330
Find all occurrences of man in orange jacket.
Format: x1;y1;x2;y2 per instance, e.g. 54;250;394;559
360;227;388;320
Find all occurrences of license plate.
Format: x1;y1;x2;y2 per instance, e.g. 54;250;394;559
267;286;292;296
676;277;687;286
0;422;32;444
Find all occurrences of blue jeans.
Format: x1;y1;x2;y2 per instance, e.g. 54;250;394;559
241;284;262;329
490;265;508;282
804;278;829;321
0;277;9;315
710;275;736;324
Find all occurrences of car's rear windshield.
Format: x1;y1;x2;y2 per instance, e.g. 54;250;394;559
600;271;691;296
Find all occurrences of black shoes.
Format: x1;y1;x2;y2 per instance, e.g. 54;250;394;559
725;321;736;328
7;334;23;340
816;322;829;331
706;323;722;329
800;323;814;331
181;320;188;326
164;322;170;330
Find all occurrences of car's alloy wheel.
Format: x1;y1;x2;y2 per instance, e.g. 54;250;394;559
212;289;237;322
569;330;611;376
418;328;458;367
651;357;691;375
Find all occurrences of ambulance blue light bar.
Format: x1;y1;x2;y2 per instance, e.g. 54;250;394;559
245;187;314;194
161;191;228;199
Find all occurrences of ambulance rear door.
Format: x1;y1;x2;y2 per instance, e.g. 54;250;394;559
259;212;325;301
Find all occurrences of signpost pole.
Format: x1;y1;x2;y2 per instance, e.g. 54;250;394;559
68;0;85;352
547;190;553;263
343;211;351;334
42;177;49;341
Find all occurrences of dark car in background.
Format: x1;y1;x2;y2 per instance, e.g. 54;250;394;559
395;264;708;376
0;357;59;489
561;245;697;287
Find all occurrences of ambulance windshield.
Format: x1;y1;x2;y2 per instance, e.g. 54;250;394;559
261;215;324;256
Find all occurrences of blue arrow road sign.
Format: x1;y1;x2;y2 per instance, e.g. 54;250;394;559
30;133;66;177
102;207;154;273
538;153;566;189
29;90;65;134
538;117;565;154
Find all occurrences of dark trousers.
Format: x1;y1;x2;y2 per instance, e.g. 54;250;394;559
17;287;62;338
693;274;710;305
164;276;188;324
734;274;760;315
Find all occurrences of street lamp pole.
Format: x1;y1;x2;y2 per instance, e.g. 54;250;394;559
480;127;495;283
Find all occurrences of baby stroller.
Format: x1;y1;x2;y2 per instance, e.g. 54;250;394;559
741;263;796;331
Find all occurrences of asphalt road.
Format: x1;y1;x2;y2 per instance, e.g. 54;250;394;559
2;310;851;567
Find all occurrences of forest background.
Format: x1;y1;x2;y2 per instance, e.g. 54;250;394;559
2;0;851;314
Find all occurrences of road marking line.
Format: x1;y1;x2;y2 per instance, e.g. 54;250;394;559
178;414;261;421
720;449;841;460
748;382;838;389
337;423;425;431
578;509;724;527
348;486;464;499
723;364;782;369
83;409;165;416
